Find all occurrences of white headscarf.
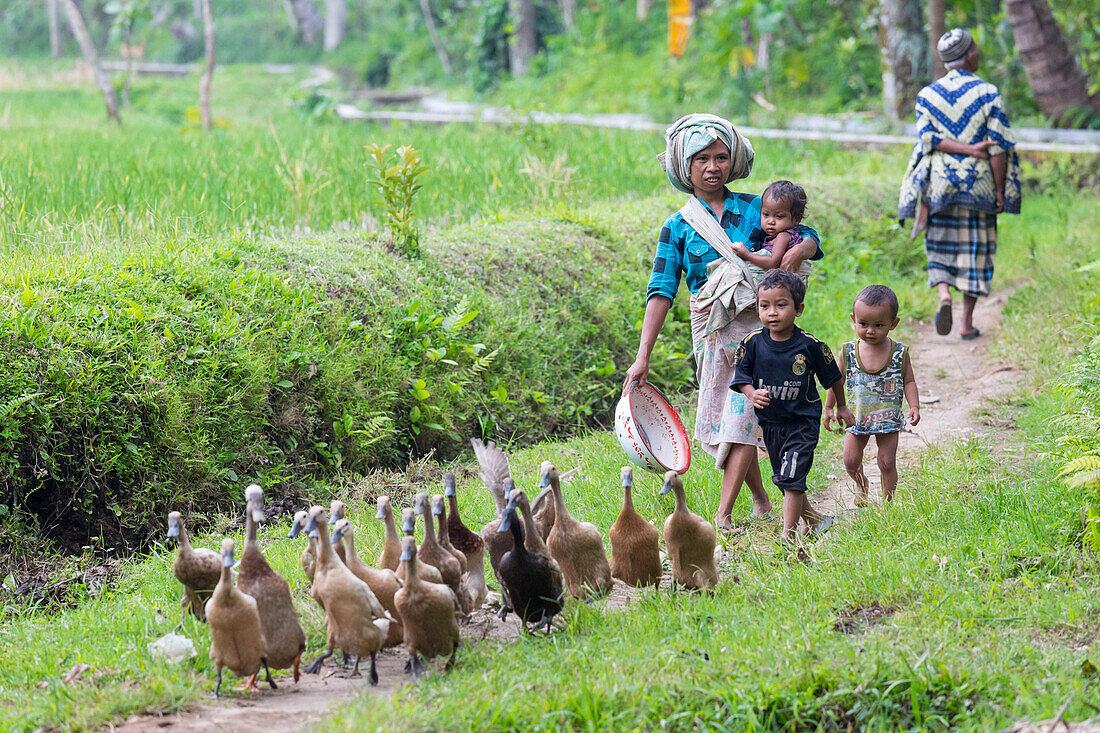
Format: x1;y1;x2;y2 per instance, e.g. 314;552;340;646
658;113;754;195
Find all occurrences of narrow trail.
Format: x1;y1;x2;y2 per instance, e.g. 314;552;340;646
115;293;1021;733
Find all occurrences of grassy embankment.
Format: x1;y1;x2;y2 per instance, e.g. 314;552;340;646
1;64;1098;730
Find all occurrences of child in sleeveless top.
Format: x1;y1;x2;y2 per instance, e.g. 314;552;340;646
825;285;921;504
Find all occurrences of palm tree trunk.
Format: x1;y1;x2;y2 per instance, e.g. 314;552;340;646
927;0;945;79
878;0;930;121
1005;0;1099;126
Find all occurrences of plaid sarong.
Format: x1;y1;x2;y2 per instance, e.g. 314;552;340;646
925;205;997;297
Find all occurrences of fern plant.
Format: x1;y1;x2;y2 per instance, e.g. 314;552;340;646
1061;450;1100;552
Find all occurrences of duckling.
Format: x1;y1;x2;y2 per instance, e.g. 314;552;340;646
413;493;464;610
397;507;445;586
167;511;221;621
375;496;402;571
660;471;718;591
287;510;318;583
542;461;612;600
432;494;467;572
393;536;460;677
330;518;404;648
302;506;391;683
205;538;274;697
497;495;564;634
444;472;488;610
237;485;307;682
609;466;662;588
330;500;348;564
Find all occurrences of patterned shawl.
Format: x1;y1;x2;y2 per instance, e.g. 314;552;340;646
898;70;1021;220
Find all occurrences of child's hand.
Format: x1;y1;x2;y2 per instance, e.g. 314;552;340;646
823;405;837;432
908;405;921;426
748;388;770;409
835;406;856;429
731;241;749;258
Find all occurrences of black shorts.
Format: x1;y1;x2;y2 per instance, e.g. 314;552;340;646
762;422;820;493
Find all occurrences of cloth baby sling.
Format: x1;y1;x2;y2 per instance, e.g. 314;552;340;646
682;196;811;339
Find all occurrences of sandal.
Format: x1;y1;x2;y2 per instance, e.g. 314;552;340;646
935;299;953;336
960;328;981;341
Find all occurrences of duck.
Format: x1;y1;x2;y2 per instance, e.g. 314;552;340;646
609;466;662;588
302;506;391;683
287;509;318;583
236;485;307;682
472;439;514;588
660;471;718;591
329;499;348;564
542;461;612;600
204;538;274;697
530;486;556;543
413;492;465;610
167;511;221;621
497;493;564;634
432;493;468;572
330;518;404;648
393;536;460;677
511;488;559;565
375;495;402;571
397;507;445;586
444;471;488;610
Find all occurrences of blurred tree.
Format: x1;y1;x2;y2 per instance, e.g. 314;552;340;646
420;0;453;73
324;0;346;50
60;0;120;123
199;0;214;129
508;0;536;75
927;0;944;78
47;0;63;57
1005;0;1099;126
878;0;929;120
285;0;323;44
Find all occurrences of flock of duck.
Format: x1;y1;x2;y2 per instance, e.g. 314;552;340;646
167;440;721;696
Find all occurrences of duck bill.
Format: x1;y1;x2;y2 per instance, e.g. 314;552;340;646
304;515;319;534
329;529;342;546
443;473;456;497
401;515;415;534
658;480;672;496
400;544;414;562
308;529;320;539
538;472;550;488
287;521;302;539
166;520;180;538
432;503;443;516
222;548;235;567
497;510;514;533
375;506;386;519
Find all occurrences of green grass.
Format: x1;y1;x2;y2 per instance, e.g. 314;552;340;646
2;63;1100;731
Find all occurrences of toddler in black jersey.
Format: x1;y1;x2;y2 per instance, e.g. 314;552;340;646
732;270;855;541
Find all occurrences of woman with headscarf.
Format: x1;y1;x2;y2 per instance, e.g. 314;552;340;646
622;114;823;530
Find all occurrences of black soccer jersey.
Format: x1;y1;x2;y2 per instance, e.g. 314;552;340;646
730;326;842;425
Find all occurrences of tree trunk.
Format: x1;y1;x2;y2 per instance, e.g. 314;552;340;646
418;0;452;74
559;0;576;31
507;0;536;77
193;0;201;17
323;0;346;51
636;0;650;20
878;0;929;120
927;0;945;79
60;0;120;123
47;0;63;58
287;0;322;45
199;0;215;130
1005;0;1100;126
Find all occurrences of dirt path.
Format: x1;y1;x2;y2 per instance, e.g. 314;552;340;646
115;294;1020;733
810;290;1020;516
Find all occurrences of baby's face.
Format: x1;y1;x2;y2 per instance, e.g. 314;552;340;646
851;300;900;345
761;196;796;237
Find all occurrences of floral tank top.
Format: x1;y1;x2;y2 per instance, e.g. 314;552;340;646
845;340;907;435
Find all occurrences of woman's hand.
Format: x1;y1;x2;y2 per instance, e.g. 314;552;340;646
622;357;649;395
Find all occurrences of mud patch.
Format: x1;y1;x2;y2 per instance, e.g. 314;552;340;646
0;555;126;616
832;602;896;635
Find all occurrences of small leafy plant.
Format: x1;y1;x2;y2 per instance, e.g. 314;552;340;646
365;144;428;258
1061;449;1100;551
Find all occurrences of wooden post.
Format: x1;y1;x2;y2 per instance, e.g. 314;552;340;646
60;0;120;123
200;0;215;130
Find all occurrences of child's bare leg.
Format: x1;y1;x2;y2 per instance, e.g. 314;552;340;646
782;490;804;541
843;433;872;506
874;431;900;501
